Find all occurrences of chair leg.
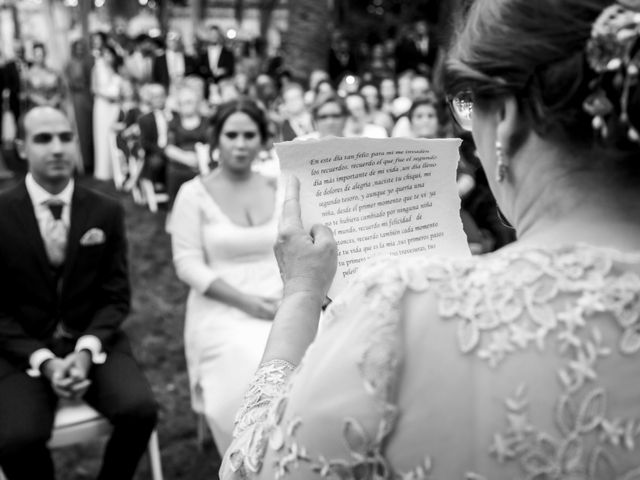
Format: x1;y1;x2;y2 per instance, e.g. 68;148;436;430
197;413;210;451
147;429;163;480
140;180;158;213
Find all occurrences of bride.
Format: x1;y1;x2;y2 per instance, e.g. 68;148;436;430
169;98;282;454
222;0;640;478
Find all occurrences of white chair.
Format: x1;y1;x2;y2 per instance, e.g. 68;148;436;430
128;148;169;213
195;142;212;175
139;179;170;213
0;400;163;480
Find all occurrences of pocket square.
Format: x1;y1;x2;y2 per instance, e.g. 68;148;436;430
80;228;106;246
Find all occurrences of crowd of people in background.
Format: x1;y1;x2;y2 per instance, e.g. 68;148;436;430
0;18;515;254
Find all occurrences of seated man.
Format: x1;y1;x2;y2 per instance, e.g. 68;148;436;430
138;83;170;189
0;106;158;480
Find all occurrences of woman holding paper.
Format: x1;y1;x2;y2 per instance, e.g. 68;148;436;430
169;98;283;454
222;0;640;478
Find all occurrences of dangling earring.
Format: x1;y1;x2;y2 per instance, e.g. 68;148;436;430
495;140;508;183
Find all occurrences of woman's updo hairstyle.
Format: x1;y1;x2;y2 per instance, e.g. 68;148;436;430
209;97;269;148
444;0;640;163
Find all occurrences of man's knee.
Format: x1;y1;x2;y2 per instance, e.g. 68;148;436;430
112;396;158;429
0;425;50;457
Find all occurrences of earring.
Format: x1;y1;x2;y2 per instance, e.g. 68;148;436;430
495;140;508;183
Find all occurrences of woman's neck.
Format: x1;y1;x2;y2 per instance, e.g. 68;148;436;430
505;146;640;252
180;114;200;128
218;165;253;183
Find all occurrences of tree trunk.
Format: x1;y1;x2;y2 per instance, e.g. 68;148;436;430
191;0;206;46
283;0;330;82
259;0;279;41
107;0;139;20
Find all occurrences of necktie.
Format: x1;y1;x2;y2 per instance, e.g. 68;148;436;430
43;199;67;267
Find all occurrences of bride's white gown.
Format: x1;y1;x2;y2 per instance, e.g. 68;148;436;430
169;177;283;453
222;244;640;479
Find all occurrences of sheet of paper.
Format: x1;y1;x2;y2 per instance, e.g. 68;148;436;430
275;136;470;299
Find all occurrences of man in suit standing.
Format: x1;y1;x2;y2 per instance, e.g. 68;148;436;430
394;20;438;77
1;43;29;175
196;24;235;86
327;32;358;85
152;30;196;93
0;106;158;480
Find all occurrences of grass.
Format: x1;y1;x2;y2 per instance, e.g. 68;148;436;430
1;172;222;479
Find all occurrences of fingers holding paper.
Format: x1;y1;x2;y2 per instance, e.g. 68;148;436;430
275;175;338;302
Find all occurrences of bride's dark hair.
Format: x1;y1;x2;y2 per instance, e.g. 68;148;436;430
444;0;640;172
210;97;269;148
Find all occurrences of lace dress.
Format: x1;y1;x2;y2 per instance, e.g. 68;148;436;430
222;244;640;479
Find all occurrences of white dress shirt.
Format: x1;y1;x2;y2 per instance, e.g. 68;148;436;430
207;45;222;75
24;174;106;377
154;110;169;148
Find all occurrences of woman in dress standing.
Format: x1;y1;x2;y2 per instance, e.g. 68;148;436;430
169;98;282;453
24;43;64;110
92;45;122;181
222;0;640;478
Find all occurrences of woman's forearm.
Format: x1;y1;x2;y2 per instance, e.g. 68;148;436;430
165;145;198;168
261;291;323;366
204;278;252;311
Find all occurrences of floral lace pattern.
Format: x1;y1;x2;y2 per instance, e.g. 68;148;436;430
228;359;297;477
222;245;640;480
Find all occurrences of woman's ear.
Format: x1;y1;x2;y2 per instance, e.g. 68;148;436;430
496;95;529;157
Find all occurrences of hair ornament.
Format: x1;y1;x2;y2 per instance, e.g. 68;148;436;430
584;0;640;144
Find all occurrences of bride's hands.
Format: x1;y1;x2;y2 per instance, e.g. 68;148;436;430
274;176;337;303
241;295;280;320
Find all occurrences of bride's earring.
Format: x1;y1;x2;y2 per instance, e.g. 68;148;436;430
495;140;508;183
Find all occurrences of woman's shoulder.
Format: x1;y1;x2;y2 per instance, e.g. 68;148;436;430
327;244;640;330
343;244;640;363
174;176;207;204
351;243;640;290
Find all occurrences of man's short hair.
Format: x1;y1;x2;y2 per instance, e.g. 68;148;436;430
16;106;70;140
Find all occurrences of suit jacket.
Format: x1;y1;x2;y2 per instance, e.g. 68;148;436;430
151;52;196;90
328;49;358;83
394;35;438;75
1;60;25;119
138;111;164;159
0;181;130;379
196;46;235;84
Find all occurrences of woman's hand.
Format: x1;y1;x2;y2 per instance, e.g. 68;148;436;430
274;176;337;303
241;295;280;320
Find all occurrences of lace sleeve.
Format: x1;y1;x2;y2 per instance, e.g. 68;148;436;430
221;359;297;479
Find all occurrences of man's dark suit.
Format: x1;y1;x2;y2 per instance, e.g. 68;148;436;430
0;60;24;122
0;181;157;480
196;45;235;84
327;48;358;84
151;51;196;91
138;111;167;185
394;35;438;76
